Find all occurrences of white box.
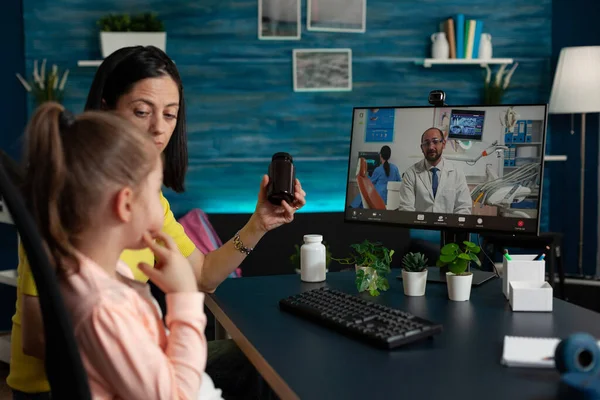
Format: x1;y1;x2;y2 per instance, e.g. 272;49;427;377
509;281;553;312
502;255;545;298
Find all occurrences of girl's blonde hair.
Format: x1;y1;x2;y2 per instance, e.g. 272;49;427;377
22;101;158;273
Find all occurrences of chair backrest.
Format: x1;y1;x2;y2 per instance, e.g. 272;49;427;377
356;157;386;210
0;159;91;398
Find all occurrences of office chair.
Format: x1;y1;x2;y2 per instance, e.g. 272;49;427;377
0;160;91;398
356;157;386;210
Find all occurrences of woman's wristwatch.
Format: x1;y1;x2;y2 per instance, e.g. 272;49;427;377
233;231;254;256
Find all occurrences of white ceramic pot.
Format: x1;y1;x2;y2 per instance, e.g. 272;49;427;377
100;32;167;58
402;269;428;296
478;33;493;59
446;272;473;301
430;32;449;59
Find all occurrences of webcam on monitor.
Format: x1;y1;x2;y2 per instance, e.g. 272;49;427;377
428;90;446;107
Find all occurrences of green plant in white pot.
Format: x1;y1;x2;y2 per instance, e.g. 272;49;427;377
436;241;481;301
401;252;428;296
97;13;166;58
332;240;394;297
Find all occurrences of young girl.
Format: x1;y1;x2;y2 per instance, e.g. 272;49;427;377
21;101;221;399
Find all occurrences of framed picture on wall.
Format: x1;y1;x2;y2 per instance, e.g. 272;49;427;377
293;49;352;92
307;0;366;33
258;0;301;40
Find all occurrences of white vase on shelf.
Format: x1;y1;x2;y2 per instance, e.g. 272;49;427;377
478;33;493;59
431;32;449;59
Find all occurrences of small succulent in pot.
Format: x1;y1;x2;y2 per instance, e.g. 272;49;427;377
402;252;428;273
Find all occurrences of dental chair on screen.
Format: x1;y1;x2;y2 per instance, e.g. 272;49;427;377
0;159;91;398
356;157;386;210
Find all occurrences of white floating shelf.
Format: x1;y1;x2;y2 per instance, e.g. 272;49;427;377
78;59;176;67
419;58;514;68
544;155;568;162
77;60;103;67
0;269;17;288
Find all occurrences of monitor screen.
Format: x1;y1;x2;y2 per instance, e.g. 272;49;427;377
448;109;485;141
345;104;548;235
358;151;380;176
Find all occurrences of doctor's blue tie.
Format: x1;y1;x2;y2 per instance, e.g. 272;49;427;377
431;167;439;198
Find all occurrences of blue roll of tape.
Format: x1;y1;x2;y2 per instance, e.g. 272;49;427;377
555;333;600;375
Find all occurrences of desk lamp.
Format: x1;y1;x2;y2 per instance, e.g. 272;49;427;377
548;46;600;275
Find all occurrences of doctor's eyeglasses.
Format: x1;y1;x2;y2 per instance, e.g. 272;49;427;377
420;138;444;147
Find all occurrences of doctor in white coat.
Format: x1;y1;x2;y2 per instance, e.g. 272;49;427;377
396;127;472;215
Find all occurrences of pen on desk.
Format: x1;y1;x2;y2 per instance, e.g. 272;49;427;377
503;249;512;261
534;246;550;261
542;356;554;361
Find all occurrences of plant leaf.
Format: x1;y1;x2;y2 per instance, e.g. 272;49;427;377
458;253;471;261
436;259;446;267
441;243;459;255
469;253;482;267
449;260;468;275
463;241;477;248
439;254;456;263
355;269;369;292
471;245;481;254
369;288;380;296
377;276;390;291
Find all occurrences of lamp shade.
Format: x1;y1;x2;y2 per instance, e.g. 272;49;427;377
549;46;600;114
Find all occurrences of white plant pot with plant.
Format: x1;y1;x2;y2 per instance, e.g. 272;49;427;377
332;240;394;297
98;13;167;58
401;252;428;296
437;241;481;301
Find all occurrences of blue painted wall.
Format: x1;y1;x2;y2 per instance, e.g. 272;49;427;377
1;0;25;270
0;0;25;329
550;0;600;276
22;0;552;216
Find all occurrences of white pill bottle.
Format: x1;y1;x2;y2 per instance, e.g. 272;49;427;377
300;234;326;282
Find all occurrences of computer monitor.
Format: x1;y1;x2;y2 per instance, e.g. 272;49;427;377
345;104;548;236
358;151;380;176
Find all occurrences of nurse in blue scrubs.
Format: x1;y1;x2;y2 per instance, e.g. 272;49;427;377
350;145;401;208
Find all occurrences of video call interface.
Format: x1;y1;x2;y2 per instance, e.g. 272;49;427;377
345;105;548;234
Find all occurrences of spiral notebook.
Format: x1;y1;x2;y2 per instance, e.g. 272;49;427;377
501;336;600;368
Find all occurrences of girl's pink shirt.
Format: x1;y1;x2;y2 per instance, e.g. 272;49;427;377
59;256;206;399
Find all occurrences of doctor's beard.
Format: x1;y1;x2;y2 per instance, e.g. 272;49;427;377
425;149;442;163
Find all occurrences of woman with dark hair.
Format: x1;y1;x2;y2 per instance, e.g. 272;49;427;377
350;145;401;208
8;46;306;400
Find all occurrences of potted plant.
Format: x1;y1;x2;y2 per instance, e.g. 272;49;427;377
97;12;166;58
290;241;332;274
333;240;394;297
482;63;519;105
401;252;428;296
15;59;70;106
436;241;481;301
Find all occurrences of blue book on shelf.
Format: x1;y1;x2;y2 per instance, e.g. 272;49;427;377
456;14;465;59
472;20;483;58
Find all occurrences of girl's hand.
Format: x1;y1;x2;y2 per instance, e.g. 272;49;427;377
251;175;307;233
138;231;198;294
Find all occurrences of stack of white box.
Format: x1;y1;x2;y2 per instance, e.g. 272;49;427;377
503;254;552;312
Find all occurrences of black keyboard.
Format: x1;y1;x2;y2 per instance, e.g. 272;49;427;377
279;287;443;349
